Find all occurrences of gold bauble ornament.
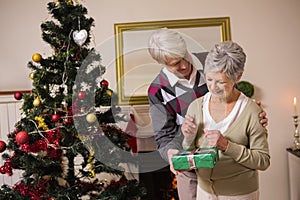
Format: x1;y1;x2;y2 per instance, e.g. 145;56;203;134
106;89;113;96
33;97;41;107
86;113;96;123
38;151;47;157
53;0;59;6
32;53;42;63
67;0;74;5
54;0;75;6
29;72;34;80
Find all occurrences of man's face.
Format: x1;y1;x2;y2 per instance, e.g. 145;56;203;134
164;55;193;80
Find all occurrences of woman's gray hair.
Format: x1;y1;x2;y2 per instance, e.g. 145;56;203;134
204;41;246;81
148;28;187;65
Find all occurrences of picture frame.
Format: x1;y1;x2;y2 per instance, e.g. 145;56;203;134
114;17;231;105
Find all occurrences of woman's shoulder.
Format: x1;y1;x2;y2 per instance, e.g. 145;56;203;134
244;98;263;119
187;95;206;115
190;95;206;107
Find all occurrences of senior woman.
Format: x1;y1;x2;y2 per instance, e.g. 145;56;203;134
181;41;270;200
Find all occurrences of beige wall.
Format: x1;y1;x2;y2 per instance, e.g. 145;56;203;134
1;0;300;199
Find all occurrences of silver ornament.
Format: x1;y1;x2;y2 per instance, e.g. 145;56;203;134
72;29;88;46
123;114;131;122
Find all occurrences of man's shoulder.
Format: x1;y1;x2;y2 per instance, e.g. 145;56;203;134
192;52;208;67
150;69;171;85
148;71;170;96
193;52;208;59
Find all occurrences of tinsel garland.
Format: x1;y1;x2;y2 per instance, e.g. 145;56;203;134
34;116;49;131
77;135;95;178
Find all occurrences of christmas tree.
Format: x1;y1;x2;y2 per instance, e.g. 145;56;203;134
0;0;146;199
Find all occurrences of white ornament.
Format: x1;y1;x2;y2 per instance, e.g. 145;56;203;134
122;114;130;122
73;29;88;46
81;82;91;91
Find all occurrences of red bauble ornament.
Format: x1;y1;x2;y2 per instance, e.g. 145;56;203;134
101;79;109;87
0;140;6;153
77;91;86;99
16;131;29;144
0;166;5;174
52;114;60;122
14;92;22;100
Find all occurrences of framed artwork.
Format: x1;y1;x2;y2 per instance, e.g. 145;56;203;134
114;17;231;105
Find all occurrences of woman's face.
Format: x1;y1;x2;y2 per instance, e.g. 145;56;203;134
205;71;236;99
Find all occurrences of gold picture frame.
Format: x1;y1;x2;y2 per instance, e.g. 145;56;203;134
114;17;231;105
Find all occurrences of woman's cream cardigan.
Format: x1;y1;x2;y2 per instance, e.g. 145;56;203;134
182;97;270;196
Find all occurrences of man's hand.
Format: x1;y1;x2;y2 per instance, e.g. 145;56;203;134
255;100;268;127
167;149;179;175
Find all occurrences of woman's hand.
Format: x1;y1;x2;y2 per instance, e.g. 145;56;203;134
204;130;228;151
181;114;197;139
167;149;180;175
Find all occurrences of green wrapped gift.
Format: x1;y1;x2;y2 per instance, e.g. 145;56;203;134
171;147;219;170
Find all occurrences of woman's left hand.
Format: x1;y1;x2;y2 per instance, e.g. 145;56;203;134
204;130;228;151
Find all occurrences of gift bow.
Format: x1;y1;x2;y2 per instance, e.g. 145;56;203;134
187;154;197;169
188;147;219;169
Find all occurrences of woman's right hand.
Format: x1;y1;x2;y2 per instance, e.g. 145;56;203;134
181;114;197;139
167;149;180;175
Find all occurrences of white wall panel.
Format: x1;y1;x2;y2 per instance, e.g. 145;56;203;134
0;95;23;186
